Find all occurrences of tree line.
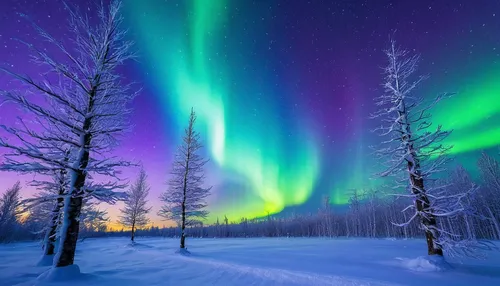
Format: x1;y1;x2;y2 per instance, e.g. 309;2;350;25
3;152;499;256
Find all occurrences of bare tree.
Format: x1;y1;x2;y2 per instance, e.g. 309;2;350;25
80;202;109;235
0;182;22;242
159;109;211;251
348;189;362;237
119;169;152;242
431;168;487;257
478;152;500;191
370;38;454;256
0;0;135;267
319;195;333;237
477;152;500;238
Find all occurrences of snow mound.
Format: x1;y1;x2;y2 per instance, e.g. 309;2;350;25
37;264;82;282
396;256;450;272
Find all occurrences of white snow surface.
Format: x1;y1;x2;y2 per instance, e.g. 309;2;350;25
1;237;500;286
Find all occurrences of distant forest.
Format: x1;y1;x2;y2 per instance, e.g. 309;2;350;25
3;151;499;248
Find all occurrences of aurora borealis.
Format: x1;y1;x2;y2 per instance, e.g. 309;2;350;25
124;0;323;219
0;0;499;225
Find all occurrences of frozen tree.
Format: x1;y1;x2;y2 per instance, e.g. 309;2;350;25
478;152;500;191
431;167;490;258
370;38;455;256
363;189;379;238
477;152;500;238
118;169;152;242
0;0;135;267
445;166;477;240
0;182;22;242
347;189;362;237
159;109;211;251
80;202;109;235
319;195;333;237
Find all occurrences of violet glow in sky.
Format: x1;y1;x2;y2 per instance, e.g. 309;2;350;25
0;0;499;225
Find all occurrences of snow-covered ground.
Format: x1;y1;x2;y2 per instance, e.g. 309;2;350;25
1;237;500;286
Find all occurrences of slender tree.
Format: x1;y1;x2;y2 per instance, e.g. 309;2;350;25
119;169;152;242
0;182;22;242
159;109;211;251
370;38;454;256
0;0;135;267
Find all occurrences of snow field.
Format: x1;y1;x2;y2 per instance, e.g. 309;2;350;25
1;237;500;286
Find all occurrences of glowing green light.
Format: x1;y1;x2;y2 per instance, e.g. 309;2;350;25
432;67;500;154
124;0;320;219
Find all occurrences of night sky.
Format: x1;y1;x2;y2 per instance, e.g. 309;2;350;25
0;0;499;226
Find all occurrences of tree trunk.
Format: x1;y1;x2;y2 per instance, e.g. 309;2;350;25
409;167;443;256
180;151;189;249
43;155;69;256
180;224;186;249
131;222;136;242
402;100;443;255
180;179;187;248
54;83;96;267
55;195;84;267
180;167;187;248
43;194;64;256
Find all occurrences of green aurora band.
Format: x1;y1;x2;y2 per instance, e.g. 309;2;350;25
123;0;500;219
432;67;500;155
124;0;320;220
